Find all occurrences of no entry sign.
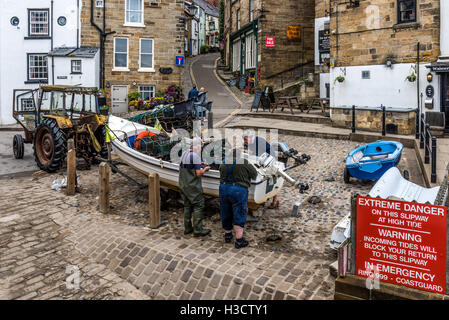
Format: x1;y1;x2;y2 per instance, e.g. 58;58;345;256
265;37;275;48
356;196;447;294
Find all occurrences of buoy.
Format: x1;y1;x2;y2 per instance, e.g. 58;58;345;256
134;130;156;149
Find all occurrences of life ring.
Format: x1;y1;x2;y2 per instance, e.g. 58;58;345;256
134;130;156;149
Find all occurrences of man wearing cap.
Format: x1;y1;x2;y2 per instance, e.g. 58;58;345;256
179;138;211;237
219;148;258;248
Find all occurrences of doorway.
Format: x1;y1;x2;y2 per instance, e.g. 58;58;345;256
441;73;449;132
111;85;128;114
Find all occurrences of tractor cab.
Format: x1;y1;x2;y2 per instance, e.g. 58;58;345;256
13;85;108;172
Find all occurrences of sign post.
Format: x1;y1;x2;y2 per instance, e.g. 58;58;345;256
355;195;447;294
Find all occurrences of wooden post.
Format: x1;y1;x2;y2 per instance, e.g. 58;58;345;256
66;140;76;196
149;173;161;228
99;162;110;213
350;193;358;274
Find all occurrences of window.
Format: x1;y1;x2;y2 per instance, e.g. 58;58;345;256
71;60;82;74
237;9;240;30
362;70;370;79
114;38;128;70
232;40;241;72
21;98;35;111
139;86;155;100
28;54;48;82
29;9;49;37
245;33;256;69
139;39;154;71
398;0;416;24
96;0;104;7
125;0;144;25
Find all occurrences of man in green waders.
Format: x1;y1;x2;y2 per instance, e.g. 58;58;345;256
179;138;211;237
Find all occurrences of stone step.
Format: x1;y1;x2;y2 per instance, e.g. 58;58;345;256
237;111;332;126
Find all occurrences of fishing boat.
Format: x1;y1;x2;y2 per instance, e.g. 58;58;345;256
108;115;305;208
344;140;403;183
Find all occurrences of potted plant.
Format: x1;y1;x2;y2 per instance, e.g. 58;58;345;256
99;105;109;115
406;71;417;82
334;75;345;84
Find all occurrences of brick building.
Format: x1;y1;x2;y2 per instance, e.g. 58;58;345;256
222;0;315;92
328;0;448;134
80;0;185;113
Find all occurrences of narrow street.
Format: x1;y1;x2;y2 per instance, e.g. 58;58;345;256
189;53;242;126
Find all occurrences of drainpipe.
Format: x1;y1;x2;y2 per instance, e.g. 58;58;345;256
90;0;115;89
51;0;55;85
77;0;80;48
417;42;420;118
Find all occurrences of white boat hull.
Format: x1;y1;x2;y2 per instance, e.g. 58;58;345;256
108;115;285;207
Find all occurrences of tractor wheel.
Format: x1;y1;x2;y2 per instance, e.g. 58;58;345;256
13;134;24;159
344;167;351;184
33;118;67;172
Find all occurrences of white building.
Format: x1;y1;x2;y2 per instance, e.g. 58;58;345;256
0;0;99;125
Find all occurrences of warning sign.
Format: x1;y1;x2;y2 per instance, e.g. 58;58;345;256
356;196;447;294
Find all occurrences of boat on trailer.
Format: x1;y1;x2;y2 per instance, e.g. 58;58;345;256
108;115;304;208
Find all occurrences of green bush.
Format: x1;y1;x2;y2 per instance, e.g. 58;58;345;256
200;44;211;54
127;91;140;101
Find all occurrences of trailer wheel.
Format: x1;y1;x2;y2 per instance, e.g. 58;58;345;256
13;134;24;159
33;118;67;172
344;167;351;183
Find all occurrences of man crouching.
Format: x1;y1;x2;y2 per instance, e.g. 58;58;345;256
219;148;258;249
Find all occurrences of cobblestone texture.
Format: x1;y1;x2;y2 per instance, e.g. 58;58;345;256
0;135;423;300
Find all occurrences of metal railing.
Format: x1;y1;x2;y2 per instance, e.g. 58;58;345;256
419;113;437;183
351;107;437;183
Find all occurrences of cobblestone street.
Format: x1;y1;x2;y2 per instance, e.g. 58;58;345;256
0;134;424;300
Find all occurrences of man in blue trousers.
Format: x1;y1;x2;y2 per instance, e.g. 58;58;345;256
219;148;258;249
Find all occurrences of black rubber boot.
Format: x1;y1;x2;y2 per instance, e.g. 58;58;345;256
224;232;233;243
235;237;249;249
184;207;193;235
193;205;210;237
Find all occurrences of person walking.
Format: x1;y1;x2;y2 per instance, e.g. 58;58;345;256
194;87;208;122
188;85;199;100
178;138;211;237
219;148;258;249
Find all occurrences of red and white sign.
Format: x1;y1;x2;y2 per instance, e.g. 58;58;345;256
356;196;447;294
265;37;275;48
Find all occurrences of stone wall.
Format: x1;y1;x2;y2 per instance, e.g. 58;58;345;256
331;107;416;135
315;0;329;18
329;0;440;67
81;0;185;106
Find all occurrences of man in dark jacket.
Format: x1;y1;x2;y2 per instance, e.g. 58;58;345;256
179;138;211;237
219;148;258;248
188;85;199;100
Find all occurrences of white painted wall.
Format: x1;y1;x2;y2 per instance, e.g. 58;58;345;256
320;73;330;99
329;63;440;113
49;53;100;88
0;0;81;125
